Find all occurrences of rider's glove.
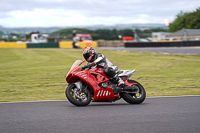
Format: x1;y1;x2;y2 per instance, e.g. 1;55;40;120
87;62;96;68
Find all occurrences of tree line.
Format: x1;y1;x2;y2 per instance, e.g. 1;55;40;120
169;7;200;32
50;28;168;41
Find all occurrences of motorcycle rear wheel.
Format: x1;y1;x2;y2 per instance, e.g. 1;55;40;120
121;80;146;104
66;83;91;106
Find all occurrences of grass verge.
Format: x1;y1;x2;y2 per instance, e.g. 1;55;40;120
0;48;199;102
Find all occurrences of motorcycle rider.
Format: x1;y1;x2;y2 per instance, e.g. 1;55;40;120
72;30;80;48
83;46;126;87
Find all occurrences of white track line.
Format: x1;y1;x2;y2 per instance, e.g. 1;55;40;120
147;95;200;98
0;100;68;104
0;95;200;104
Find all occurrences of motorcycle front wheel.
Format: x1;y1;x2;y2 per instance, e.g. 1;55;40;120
66;83;91;106
121;80;146;104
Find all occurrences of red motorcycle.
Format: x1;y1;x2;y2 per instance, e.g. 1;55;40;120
65;60;146;106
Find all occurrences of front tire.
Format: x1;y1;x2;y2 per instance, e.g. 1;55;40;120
121;80;146;104
66;83;91;106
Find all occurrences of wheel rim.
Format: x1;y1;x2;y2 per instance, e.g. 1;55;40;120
128;85;143;99
69;85;89;102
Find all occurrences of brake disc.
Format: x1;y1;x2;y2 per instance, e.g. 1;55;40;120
73;88;86;99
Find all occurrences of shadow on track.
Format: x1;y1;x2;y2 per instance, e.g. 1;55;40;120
66;101;148;107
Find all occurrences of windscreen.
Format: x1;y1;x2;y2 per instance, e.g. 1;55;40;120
69;60;82;72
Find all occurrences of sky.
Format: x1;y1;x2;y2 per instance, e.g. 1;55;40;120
0;0;200;27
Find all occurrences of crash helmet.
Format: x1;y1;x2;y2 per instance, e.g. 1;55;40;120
83;46;96;62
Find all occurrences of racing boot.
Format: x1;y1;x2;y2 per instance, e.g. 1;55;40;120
113;75;126;88
118;77;126;88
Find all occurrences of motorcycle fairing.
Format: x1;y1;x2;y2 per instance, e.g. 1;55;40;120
118;70;136;80
66;60;85;83
74;68;116;102
118;70;137;86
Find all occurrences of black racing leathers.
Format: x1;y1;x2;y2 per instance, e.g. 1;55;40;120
87;53;126;87
88;53;119;78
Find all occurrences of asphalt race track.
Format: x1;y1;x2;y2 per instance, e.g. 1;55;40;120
97;47;200;55
0;96;200;133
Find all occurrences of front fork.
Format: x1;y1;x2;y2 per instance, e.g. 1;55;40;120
74;79;83;91
74;79;90;95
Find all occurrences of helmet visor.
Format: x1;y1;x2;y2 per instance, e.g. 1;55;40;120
83;53;90;61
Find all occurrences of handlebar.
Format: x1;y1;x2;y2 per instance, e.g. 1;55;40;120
81;65;88;70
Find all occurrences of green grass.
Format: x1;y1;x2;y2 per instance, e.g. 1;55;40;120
0;48;200;102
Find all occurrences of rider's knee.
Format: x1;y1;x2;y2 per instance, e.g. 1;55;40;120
104;67;117;78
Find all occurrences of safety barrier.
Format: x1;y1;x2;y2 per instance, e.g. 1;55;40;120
59;42;73;48
27;42;59;48
77;42;97;48
59;41;97;48
0;42;27;48
0;41;97;48
125;41;200;47
3;41;198;48
97;40;124;47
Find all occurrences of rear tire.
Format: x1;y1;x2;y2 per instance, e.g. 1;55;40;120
66;83;91;106
121;80;146;104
